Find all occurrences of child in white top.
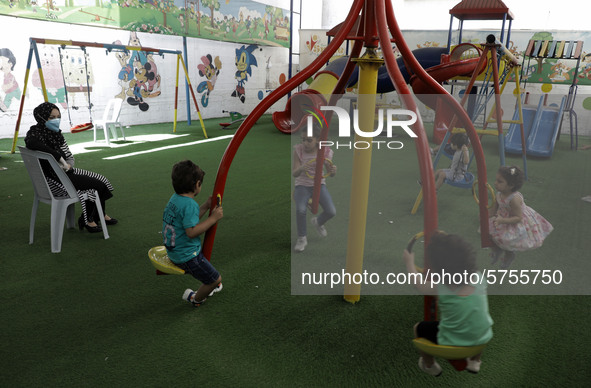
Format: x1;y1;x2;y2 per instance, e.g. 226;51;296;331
433;133;470;191
292;128;337;252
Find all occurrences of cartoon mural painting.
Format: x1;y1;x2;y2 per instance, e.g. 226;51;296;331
231;44;258;103
32;45;67;108
0;1;291;48
549;60;571;82
578;53;591;81
113;32;161;112
0;48;21;112
61;48;94;110
197;54;222;107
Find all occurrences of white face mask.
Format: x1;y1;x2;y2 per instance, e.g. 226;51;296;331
46;118;61;132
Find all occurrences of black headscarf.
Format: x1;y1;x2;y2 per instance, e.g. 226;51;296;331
33;102;60;126
25;102;68;161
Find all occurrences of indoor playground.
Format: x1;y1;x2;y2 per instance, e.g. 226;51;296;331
1;0;590;386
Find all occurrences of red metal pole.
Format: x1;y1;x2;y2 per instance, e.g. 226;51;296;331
490;45;506;166
202;0;366;260
384;0;492;250
376;0;438;322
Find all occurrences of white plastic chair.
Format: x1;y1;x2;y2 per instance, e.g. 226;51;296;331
19;146;109;253
93;98;125;146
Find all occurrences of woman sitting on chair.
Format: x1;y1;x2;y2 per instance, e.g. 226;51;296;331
25;102;118;233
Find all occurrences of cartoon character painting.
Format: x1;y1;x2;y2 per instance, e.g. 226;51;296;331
549;60;571;82
232;44;258;103
578;53;591;81
0;48;21;112
114;32;161;111
197;54;222;107
61;49;94;110
32;45;67;108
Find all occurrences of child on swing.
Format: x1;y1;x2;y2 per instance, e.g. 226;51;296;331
162;160;223;307
403;232;493;376
433;133;470;191
292;126;337;252
489;165;553;269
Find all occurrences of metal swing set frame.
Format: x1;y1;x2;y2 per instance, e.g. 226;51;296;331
10;37;208;153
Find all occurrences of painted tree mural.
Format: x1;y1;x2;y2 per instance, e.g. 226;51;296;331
201;0;220;28
531;31;554;73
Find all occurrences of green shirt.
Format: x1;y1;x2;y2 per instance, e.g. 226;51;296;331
437;273;494;346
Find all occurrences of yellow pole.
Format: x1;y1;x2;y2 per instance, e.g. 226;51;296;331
10;67;32;154
343;49;383;303
174;54;180;133
178;55;208;138
411;189;423;215
11;41;45;153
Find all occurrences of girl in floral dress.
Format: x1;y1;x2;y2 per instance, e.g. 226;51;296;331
489;166;553;268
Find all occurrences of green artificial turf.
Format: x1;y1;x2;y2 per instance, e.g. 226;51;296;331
0;115;590;387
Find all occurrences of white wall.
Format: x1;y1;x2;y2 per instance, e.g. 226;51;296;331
0;15;289;139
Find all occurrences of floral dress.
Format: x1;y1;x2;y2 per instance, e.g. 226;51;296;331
489;191;553;251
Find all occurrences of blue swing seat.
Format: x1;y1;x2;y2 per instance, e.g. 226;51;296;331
444;172;475;189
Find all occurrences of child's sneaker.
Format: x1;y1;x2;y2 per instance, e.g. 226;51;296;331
208;282;223;297
418;357;442;377
182;288;206;307
466;358;481;374
294;236;307;252
311;217;327;237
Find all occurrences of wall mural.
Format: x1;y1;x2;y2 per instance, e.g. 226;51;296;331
300;29;591;87
113;32;162;111
197;54;222;107
231;44;257;103
32;45;68;108
0;0;290;48
0;48;21;112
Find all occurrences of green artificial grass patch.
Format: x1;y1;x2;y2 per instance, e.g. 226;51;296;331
0;115;590;386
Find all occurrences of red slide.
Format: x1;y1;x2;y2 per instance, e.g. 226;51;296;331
409;43;486;144
410;57;482;109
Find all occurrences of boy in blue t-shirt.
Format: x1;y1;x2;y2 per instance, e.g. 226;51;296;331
162;160;223;307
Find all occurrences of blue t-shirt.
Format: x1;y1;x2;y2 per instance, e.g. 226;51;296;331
162;193;201;264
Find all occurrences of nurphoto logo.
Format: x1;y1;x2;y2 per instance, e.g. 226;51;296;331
306;106;418;150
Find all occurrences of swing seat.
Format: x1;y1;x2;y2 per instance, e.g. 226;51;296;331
413;337;487;372
70;122;94;133
148;246;185;275
412;337;487;360
444;172;474;189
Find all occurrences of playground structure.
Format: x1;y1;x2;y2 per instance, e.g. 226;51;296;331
411;34;527;214
56;44;95;135
219;110;247;129
505;93;566;158
201;0;494;370
505;38;584;156
272;45;481;134
10;37;208;154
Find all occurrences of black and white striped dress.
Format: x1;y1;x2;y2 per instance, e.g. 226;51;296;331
25;124;114;224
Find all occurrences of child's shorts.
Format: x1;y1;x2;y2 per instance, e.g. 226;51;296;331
416;321;439;344
444;169;465;182
177;251;220;285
